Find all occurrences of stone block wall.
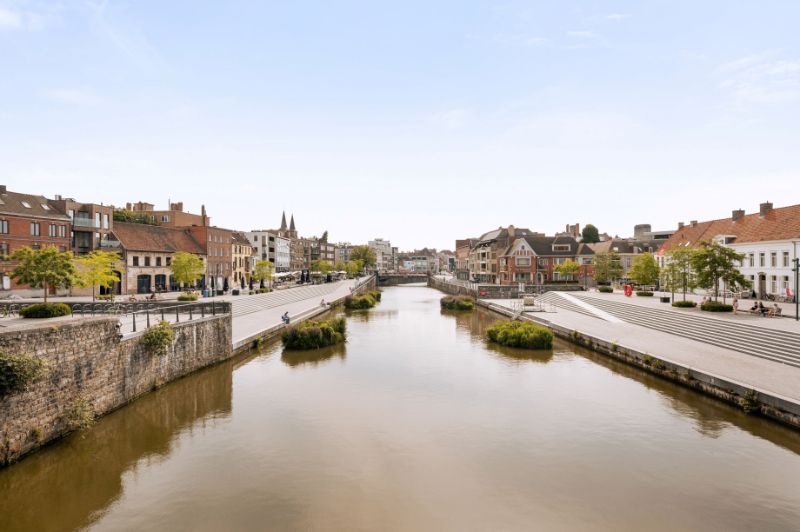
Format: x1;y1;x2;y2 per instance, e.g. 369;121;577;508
0;314;232;465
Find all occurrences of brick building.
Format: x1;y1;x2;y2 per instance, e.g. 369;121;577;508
49;195;114;255
498;234;593;286
231;232;255;289
0;185;72;293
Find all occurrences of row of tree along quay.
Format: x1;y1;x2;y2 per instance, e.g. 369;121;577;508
590;240;749;312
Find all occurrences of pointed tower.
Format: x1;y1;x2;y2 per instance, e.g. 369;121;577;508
289;214;296;238
280;211;288;232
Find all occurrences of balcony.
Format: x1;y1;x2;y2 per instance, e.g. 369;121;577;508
73;218;100;229
99;239;121;248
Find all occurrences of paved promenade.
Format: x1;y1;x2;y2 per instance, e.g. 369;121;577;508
487;293;800;405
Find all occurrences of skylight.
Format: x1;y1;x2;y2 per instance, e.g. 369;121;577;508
41;204;50;210
21;201;31;208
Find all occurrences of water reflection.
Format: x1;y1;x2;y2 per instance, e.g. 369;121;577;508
484;341;554;364
0;357;233;532
282;343;347;368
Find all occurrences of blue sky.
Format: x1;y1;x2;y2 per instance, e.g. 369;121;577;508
1;1;799;250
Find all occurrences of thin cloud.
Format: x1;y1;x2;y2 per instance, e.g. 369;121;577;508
718;51;800;105
492;33;549;47
566;30;596;39
0;6;22;29
40;88;102;106
606;13;631;21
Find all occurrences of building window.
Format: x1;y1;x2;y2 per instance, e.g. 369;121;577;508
68;209;74;220
515;257;531;267
770;252;777;267
166;256;172;266
59;225;66;238
0;243;8;259
748;253;754;267
103;214;109;229
161;215;170;223
30;222;40;236
771;275;777;294
132;256;139;266
21;201;31;208
0;220;7;234
783;252;790;268
95;213;101;227
783;276;790;292
759;253;765;267
144;256;151;267
156;256;162;267
48;224;56;237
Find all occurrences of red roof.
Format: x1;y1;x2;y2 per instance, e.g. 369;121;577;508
112;222;206;254
661;203;800;252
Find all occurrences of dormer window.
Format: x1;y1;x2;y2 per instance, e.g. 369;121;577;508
21;201;31;208
553;244;571;252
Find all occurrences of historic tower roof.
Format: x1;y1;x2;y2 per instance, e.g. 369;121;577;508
290;214;296;232
280;211;288;231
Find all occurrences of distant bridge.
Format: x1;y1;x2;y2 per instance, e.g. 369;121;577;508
377;273;430;286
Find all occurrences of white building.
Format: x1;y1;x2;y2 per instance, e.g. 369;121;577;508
368;238;395;272
245;230;292;272
660;202;800;300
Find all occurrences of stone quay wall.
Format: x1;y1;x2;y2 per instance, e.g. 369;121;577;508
0;314;232;465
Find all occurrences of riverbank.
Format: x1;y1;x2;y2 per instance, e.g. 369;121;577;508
474;298;800;430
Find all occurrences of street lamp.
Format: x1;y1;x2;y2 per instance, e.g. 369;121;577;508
793;257;799;321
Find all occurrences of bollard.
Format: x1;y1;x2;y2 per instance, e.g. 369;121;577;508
189;307;193;320
161;308;165;321
132;313;137;332
201;304;205;318
212;300;216;316
146;310;150;328
176;306;180;323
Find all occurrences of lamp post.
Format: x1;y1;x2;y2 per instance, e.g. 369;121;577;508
793;257;799;321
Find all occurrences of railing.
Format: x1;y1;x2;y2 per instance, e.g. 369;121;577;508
73;218;101;228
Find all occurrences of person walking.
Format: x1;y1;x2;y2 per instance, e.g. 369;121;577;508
732;297;738;314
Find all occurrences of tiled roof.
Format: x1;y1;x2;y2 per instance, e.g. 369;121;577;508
588;238;662;255
0;189;70;220
231;232;252;246
111;222;206;254
504;235;580;256
660;203;800;252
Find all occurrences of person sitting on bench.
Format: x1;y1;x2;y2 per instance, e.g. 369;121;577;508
281;312;290;324
768;304;782;317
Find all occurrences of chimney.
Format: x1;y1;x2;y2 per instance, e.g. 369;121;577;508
678;222;685;229
508;225;515;238
732;209;745;222
0;185;6;194
759;202;773;217
54;194;62;201
690;220;698;227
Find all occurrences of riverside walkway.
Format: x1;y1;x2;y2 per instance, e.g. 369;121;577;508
486;292;800;406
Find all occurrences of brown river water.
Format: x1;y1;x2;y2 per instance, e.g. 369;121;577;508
1;286;799;531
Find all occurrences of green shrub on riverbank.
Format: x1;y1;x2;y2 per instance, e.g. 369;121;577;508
441;295;474;311
19;303;72;319
344;290;381;310
672;300;697;308
282;317;347;350
486;320;553;350
142;321;175;355
701;301;733;312
598;286;613;293
0;350;49;397
177;292;199;301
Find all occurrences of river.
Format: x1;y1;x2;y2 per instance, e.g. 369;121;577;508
1;286;799;531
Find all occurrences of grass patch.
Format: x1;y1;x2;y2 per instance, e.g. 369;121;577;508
282;317;347;350
486;320;553;350
440;295;474;311
19;303;72;319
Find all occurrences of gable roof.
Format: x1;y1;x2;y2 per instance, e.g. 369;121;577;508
111;222;206;254
0;189;70;221
503;235;581;256
661;203;800;253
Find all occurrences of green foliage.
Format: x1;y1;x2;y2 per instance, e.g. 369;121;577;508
252;260;275;287
629;253;660;286
346;259;365;275
321;230;329;242
282;317;347;350
441;295;475;310
662;247;696;301
344;292;378;309
581;224;600;244
113;208;159;225
636;291;654;297
311;259;333;273
672;300;697;308
554;259;580;281
350;245;377;268
177;292;199;301
142;321;175;355
486;320;553;350
334;260;347;272
700;301;733;312
740;389;759;415
20;303;72;319
691;241;750;301
97;294;114;301
593;251;623;284
73;250;121;301
598;286;614;293
10;246;75;302
65;395;95;431
171;252;205;288
0;350;49;397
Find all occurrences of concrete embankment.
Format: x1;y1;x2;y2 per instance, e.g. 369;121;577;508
473;299;800;431
231;275;377;354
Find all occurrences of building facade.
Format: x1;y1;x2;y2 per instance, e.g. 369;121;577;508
231;232;255;288
368;238;395;272
50;196;114;255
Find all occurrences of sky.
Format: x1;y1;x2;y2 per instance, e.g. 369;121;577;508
1;1;799;251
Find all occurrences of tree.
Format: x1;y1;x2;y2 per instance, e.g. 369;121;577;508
663;247;696;301
629;253;660;287
350;245;377;268
113;208;159;226
582;224;600;244
171;252;205;291
690;241;750;302
592;251;623;284
334;260;347;272
346;259;364;276
252;260;274;289
74;251;121;301
10;246;75;302
554;259;580;282
321;230;329;242
311;259;333;273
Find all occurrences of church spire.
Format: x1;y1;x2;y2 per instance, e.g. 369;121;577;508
280;211;287;231
289;214;296;233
